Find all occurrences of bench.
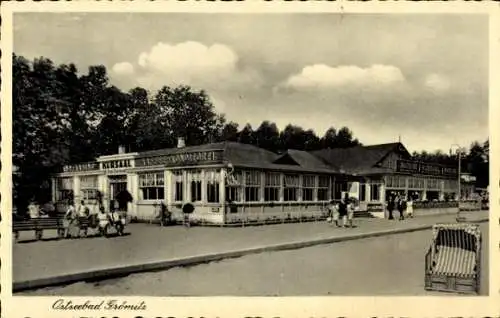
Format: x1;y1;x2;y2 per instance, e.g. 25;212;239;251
13;218;64;242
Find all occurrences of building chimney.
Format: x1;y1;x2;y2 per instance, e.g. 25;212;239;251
177;137;186;148
118;145;126;154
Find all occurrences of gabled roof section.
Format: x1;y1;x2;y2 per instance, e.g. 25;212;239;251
310;142;410;175
272;152;301;166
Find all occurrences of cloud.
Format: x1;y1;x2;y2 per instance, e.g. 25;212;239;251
424;73;451;93
281;64;406;91
112;41;262;92
112;62;135;76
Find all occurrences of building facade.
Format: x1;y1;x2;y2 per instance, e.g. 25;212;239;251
53;141;471;224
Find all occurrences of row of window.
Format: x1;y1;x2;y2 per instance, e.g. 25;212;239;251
386;175;454;190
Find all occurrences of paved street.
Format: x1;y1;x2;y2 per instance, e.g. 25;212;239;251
21;222;489;296
13;210;488;286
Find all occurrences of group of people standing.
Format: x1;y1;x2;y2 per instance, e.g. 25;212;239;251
387;195;414;220
327;195;356;228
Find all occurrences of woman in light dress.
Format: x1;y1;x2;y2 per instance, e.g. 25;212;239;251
63;200;77;238
406;196;414;218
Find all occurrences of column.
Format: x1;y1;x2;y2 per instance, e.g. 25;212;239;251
98;175;108;211
219;168;226;223
298;175;303;202
439;179;445;201
366;182;372;202
201;169;207;203
128;173;138;218
379;182;386;203
422;178;428;200
260;171;265;203
404;176;409;198
51;178;57;202
279;173;284;202
73;176;81;202
165;170;172;206
183;170;188;204
314;175;319;201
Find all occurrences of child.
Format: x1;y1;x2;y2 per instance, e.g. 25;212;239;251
328;200;340;227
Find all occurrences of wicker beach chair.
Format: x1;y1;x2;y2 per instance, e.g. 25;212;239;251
425;223;481;294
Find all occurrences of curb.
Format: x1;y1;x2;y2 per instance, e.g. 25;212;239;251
13;217;489;292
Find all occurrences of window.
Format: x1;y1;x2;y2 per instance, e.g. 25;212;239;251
206;169;220;203
386;176;406;188
80;176;98;200
333;181;344;200
264;172;281;202
173;170;183;202
225;170;243;202
244;171;261;202
318;176;329;201
427;178;439;190
284;174;299;201
189;170;202;202
371;184;380;201
139;172;164;200
302;175;315;201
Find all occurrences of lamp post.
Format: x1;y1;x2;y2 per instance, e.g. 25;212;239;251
450;144;465;222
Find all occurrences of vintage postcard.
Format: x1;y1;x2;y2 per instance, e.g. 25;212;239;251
1;1;499;318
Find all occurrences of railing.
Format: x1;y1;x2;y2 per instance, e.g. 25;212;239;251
413;201;458;209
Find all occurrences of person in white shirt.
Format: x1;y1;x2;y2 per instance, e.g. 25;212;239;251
28;201;40;219
77;200;89;217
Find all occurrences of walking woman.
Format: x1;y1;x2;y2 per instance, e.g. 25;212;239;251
406;197;414;218
63;200;77;238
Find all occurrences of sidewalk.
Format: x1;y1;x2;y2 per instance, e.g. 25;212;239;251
13;210;488;291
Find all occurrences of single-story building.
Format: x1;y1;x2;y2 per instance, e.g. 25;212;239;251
52;140;471;224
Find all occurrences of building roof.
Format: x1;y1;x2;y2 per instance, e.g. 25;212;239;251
310;142;410;175
137;141;341;174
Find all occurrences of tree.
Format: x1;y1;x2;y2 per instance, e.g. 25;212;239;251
220;121;239;142
13;55;75;212
320;127;337;149
335;127;360;148
254;121;280;151
237;124;257;145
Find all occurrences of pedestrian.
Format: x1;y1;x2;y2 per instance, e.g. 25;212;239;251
347;199;355;228
328;200;339;227
338;196;348;227
406;196;414;218
63;200;77;238
77;200;90;237
159;202;170;226
28;200;40;219
397;197;406;220
387;196;395;220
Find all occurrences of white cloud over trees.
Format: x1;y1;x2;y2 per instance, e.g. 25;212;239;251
282;64;406;90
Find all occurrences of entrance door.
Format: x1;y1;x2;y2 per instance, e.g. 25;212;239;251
108;175;128;211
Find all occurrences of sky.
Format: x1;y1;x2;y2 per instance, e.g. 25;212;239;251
13;13;489;153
